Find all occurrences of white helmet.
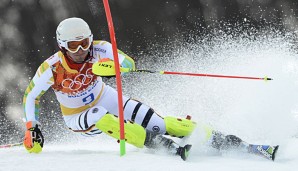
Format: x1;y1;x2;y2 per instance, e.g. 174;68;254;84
56;17;93;53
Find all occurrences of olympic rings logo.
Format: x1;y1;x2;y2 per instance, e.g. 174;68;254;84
62;68;94;90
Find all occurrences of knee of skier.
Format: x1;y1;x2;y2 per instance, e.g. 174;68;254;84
77;106;108;129
64;106;108;132
88;106;109;124
123;98;167;134
144;113;167;134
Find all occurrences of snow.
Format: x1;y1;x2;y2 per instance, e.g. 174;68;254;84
1;138;297;171
1;31;298;171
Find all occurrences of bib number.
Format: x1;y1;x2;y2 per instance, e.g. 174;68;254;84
83;93;95;105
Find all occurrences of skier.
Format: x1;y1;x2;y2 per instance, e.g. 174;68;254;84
23;17;278;161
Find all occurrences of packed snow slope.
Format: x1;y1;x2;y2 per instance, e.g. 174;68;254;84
1;30;298;171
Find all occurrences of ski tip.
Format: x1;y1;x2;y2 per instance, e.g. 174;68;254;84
272;145;279;161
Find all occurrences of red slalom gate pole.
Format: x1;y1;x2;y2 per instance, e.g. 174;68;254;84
102;0;126;156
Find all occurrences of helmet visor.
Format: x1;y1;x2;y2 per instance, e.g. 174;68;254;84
66;37;91;53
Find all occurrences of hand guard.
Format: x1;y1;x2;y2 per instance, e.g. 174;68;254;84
23;121;44;153
93;58;117;77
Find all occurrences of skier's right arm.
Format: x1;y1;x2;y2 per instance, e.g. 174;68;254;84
23;61;53;153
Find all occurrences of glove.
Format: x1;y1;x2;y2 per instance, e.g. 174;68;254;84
23;121;44;153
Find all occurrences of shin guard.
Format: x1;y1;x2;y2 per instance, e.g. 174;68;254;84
95;114;146;148
164;116;197;137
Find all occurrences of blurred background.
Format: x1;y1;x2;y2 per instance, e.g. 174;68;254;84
1;0;298;144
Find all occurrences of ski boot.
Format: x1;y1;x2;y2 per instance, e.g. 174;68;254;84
248;145;279;161
176;144;192;161
144;131;192;161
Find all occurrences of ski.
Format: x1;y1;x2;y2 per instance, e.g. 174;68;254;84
249;144;279;161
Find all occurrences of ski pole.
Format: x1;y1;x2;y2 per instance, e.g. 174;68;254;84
125;69;272;81
0;142;23;148
92;61;273;81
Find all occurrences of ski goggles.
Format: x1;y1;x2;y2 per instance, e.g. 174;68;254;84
60;34;93;53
